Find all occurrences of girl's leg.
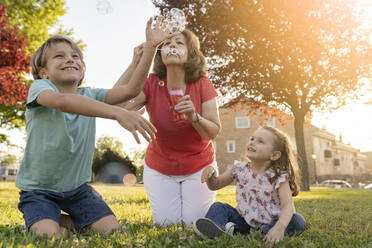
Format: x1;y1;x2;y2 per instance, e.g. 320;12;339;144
205;202;251;234
261;213;306;236
144;164;182;225
285;213;306;235
181;168;216;225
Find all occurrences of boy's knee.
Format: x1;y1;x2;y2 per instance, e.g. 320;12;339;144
30;219;67;239
90;215;120;234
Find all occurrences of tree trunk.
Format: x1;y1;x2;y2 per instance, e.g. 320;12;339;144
293;112;310;191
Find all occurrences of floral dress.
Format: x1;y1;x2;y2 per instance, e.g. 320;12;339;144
231;161;288;228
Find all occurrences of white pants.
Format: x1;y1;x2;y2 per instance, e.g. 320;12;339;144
144;163;217;225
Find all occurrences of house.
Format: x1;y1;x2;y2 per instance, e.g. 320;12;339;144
361;152;372;182
214;104;369;185
0;167;17;181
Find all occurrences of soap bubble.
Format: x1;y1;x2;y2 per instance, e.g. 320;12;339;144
152;7;186;33
96;0;113;15
163;8;169;18
167;8;186;33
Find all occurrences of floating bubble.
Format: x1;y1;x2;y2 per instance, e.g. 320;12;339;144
163;8;169;18
152;7;186;33
162;47;185;56
167;8;186;33
96;0;113;15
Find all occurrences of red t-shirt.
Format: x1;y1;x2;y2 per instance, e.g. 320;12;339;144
143;74;218;175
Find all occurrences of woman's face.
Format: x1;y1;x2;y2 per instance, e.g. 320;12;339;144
160;33;188;66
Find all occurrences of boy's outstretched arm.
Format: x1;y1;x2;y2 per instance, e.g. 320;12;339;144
36;90;156;144
202;165;234;191
105;18;177;105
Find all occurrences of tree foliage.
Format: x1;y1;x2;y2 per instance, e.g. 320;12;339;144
0;0;85;144
154;0;372;190
92;148;136;179
93;135;127;161
0;152;18;167
92;136;136;177
2;0;66;55
0;4;30;126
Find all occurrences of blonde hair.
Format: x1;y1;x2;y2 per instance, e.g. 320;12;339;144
262;126;299;196
31;35;85;86
152;29;207;84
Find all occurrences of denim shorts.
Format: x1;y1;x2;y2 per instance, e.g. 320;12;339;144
18;183;115;229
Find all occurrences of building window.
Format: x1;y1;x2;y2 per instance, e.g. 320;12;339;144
235;117;250;128
226;140;235;153
266;117;276;127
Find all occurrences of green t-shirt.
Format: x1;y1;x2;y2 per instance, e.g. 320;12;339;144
16;79;108;192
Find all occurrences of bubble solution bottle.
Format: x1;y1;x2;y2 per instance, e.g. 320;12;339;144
169;87;187;122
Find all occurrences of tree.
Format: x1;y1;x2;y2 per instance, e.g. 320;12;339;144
0;152;18;167
92;136;136;179
154;0;372;190
2;0;66;55
0;0;85;145
94;135;127;161
0;4;30;130
92;148;136;180
129;149;146;181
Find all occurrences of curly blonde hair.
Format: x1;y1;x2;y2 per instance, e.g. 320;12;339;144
31;35;85;86
262;126;299;196
152;29;207;84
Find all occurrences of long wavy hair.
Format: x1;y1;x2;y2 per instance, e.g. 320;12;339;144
262;126;299;196
152;29;207;84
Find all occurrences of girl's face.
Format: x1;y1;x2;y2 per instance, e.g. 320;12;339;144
40;42;84;85
160;33;188;66
246;128;278;163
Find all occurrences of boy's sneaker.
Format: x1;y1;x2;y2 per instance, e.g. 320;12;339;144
225;222;236;235
193;218;224;239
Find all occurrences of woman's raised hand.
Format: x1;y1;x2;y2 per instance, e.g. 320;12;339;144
145;17;177;48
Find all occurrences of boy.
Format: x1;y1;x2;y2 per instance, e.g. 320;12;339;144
16;18;171;238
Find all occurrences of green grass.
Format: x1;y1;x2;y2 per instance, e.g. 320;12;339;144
0;181;371;248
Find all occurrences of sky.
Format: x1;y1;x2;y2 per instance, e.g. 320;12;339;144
2;0;372;157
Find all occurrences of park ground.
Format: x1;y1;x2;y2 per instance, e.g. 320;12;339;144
0;181;371;248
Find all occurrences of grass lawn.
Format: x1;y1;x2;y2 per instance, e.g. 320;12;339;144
0;181;371;247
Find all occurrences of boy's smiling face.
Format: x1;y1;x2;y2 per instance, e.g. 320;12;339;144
40;42;85;85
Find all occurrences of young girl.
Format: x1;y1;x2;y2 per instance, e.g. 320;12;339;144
193;126;306;245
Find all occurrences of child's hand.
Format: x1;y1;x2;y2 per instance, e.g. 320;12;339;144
130;43;144;66
201;165;217;183
145;17;177;48
116;108;156;144
263;224;285;245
